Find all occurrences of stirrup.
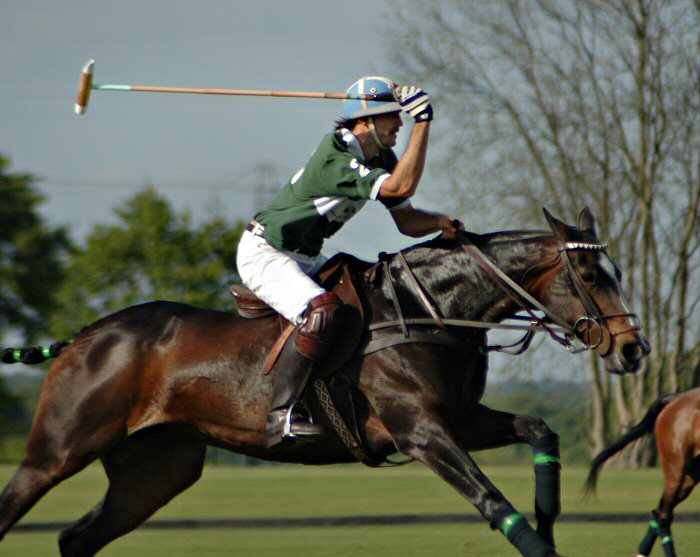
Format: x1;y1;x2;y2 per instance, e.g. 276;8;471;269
267;404;325;448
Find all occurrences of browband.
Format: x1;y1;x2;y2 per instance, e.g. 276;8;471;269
559;241;608;251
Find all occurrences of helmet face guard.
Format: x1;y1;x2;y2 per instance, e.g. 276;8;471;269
343;76;401;119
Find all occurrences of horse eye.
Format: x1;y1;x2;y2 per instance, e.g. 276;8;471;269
580;272;596;284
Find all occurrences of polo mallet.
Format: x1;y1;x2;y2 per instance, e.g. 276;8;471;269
74;59;395;115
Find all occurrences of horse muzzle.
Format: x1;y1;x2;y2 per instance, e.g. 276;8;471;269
572;314;650;374
607;333;650;375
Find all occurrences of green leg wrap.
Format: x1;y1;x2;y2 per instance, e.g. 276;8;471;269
533;433;561;548
533;433;561;519
493;511;554;557
637;511;659;556
659;525;676;557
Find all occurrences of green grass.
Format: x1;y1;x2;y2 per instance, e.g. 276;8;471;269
1;462;699;556
8;522;700;557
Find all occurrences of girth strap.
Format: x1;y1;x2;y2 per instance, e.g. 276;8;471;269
313;378;383;467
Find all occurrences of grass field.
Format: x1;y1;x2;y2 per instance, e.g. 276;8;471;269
1;461;699;556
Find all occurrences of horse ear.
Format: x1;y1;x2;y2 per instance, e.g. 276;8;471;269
542;207;569;242
578;206;599;239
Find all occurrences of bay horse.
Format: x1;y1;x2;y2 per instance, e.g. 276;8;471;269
0;207;648;557
585;388;700;557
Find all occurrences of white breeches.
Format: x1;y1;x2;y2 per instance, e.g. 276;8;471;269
236;228;328;323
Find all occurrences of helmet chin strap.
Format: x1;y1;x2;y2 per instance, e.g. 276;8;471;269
368;117;389;150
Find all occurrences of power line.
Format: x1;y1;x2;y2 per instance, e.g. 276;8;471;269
36;163;287;196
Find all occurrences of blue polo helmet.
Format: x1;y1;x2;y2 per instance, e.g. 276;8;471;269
342;76;401;119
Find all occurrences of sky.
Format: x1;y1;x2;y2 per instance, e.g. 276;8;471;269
1;0;451;261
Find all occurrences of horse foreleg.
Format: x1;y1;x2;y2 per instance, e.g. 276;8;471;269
58;424;206;557
383;412;558;557
450;404;561;550
653;517;676;557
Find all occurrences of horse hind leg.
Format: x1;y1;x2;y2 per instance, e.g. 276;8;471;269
0;460;68;541
638;455;700;557
0;409;110;540
58;423;207;557
532;429;561;547
1;337;146;542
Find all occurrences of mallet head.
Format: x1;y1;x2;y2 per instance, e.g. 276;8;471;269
74;59;95;115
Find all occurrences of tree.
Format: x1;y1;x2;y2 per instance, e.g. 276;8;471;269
388;0;700;463
0;154;72;342
50;186;244;339
0;154;72;455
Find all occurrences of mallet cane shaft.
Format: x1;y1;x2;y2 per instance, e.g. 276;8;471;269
75;59;395;115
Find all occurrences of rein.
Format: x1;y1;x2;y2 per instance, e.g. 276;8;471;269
457;235;578;351
363;233;633;357
364;246;568;356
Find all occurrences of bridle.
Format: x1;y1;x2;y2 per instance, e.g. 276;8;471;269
555;240;642;356
367;233;642;357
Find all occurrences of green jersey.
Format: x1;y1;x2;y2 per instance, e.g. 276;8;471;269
255;128;407;256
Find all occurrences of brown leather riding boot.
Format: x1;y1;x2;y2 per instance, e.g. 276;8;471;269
267;292;345;447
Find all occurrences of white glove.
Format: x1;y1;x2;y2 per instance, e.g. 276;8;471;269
395;85;433;122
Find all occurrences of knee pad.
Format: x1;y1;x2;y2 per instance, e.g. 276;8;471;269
296;293;345;361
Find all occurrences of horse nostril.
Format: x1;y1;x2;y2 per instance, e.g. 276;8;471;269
622;341;649;363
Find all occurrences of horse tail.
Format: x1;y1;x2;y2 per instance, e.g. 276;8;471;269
1;341;73;365
583;393;679;497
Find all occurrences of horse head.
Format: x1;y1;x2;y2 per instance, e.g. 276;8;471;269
539;206;650;375
379;206;649;376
